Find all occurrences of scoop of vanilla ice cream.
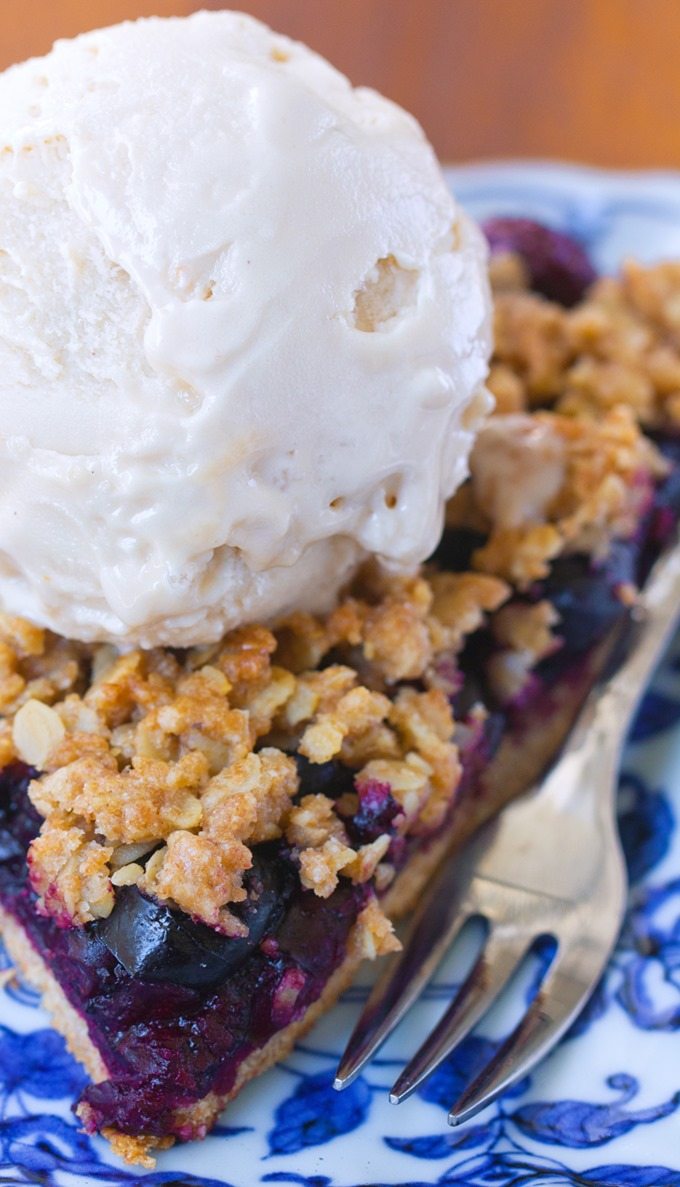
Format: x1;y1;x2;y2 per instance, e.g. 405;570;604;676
0;10;492;647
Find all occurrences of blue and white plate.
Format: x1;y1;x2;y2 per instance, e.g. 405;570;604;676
3;163;680;1187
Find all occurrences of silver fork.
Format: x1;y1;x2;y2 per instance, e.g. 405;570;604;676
335;541;680;1126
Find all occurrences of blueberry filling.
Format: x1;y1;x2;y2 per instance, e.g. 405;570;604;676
0;762;39;865
482;216;597;307
0;780;367;1137
431;527;487;574
95;845;295;989
538;548;634;656
294;754;353;799
78;875;367;1137
345;779;402;846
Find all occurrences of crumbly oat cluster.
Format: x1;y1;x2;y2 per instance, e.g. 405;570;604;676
1;259;673;936
458;404;665;587
3;575;498;930
433;252;670;592
489;254;680;425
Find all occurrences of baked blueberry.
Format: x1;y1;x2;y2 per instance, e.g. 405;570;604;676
483;216;597;306
95;847;295;988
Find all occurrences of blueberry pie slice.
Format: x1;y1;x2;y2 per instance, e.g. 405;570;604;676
0;220;679;1163
1;4;679;1170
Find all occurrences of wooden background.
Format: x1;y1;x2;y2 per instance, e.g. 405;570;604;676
3;0;680;168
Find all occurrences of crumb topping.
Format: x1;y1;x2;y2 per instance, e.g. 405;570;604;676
3;595;472;926
468;406;663;585
489;257;680;428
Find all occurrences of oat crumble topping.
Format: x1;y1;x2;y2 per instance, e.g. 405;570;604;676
490;258;680;427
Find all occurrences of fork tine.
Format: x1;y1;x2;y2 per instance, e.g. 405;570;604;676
334;904;473;1091
389;927;530;1104
334;831;495;1090
447;945;606;1126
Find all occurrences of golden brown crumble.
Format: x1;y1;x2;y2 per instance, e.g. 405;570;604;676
492;599;558;655
488;250;530;294
427;572;510;648
487;601;560;703
489;256;680;428
468;406;664;586
142;831;252;933
6;588;474;926
493;290;572;402
285;788;393;899
28;828;114;925
101;1130;173;1171
352;898;401;959
299;687;392;764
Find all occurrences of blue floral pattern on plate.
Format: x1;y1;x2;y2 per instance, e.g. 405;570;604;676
2;164;680;1186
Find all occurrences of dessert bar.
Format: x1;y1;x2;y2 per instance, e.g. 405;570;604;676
0;237;678;1164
